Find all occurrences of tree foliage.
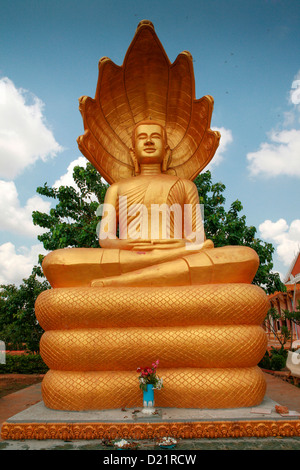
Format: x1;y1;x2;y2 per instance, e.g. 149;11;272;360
283;301;300;327
32;163;108;250
0;266;50;352
282;300;300;350
263;306;291;350
194;171;285;294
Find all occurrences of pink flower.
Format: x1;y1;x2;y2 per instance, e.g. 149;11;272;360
137;360;160;379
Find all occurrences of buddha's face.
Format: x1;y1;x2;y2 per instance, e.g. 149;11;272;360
134;123;166;164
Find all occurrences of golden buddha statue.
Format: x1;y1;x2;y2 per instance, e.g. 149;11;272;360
35;21;268;411
42;119;259;289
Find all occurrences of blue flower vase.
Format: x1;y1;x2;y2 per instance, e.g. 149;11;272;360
142;384;155;414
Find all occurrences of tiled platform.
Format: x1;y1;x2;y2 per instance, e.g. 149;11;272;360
2;395;299;424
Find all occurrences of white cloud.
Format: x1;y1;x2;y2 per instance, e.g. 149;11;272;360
0;77;63;179
53;156;107;203
53;156;87;189
247;129;300;178
0;180;51;238
207;127;233;168
290;73;300;106
283;111;295;127
247;71;300;178
259;218;300;267
275;270;285;282
259;218;289;239
0;242;47;285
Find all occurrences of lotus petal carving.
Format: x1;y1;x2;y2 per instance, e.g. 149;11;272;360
77;20;220;184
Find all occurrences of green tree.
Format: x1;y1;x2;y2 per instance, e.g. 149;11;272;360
263;306;291;350
284;300;300;327
0;266;50;352
194;171;285;294
282;300;300;350
32;163;108;250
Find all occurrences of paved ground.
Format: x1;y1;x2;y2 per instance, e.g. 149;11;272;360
1;436;300;450
1;372;300;451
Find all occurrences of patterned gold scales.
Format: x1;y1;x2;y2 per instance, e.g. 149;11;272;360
36;284;268;410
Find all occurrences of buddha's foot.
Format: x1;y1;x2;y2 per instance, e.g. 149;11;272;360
91;279;110;287
91;280;104;287
90;257;190;287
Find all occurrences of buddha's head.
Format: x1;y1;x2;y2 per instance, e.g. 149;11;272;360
130;120;170;174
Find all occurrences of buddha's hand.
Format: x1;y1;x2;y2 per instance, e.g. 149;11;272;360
99;238;160;251
123;239;213;251
100;238;213;251
131;239;187;251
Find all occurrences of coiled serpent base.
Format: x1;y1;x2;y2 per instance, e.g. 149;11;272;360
42;367;266;410
35;283;268;410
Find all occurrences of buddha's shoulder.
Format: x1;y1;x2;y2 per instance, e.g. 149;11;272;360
177;177;197;192
161;174;198;196
156;174;197;192
161;173;196;186
108;175;150;194
108;174;197;191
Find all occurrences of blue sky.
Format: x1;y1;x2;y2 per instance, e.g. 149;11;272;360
0;0;299;284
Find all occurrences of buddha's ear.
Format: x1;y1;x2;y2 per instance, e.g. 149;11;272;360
129;147;140;175
162;145;171;172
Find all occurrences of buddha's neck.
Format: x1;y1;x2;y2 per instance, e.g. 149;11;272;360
139;164;162;175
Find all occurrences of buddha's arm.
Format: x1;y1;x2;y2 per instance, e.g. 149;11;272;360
98;183;155;251
182;179;210;249
98;184;117;247
98;183;130;250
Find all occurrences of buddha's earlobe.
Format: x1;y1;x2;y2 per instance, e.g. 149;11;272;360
129;148;140;175
162;146;171;172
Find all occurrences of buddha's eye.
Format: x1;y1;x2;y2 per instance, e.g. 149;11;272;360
151;133;161;139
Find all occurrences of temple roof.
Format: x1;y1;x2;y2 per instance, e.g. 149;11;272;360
284;250;300;284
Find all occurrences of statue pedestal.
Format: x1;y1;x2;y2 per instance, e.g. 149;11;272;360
36;284;269;411
2;397;300;440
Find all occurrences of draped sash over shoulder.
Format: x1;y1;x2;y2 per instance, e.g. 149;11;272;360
118;175;181;240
